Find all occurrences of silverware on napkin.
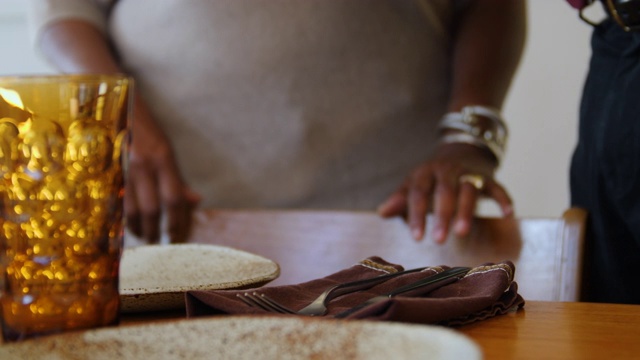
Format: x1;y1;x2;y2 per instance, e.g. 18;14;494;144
238;266;432;316
334;266;472;319
293;265;431;315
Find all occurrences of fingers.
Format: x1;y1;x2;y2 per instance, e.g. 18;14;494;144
432;173;458;244
377;186;408;218
123;98;200;244
377;165;514;244
376;166;438;242
126;163;161;243
452;181;480;238
378;171;433;241
452;177;514;238
164;201;189;243
158;165;200;243
125;157;200;244
124;182;141;237
484;179;514;217
406;168;435;241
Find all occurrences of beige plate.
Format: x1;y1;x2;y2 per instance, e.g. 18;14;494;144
119;244;280;313
0;316;481;359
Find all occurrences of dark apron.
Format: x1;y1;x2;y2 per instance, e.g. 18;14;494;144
570;18;640;304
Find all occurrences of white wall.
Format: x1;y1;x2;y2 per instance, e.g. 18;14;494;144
0;0;593;217
0;0;54;75
496;1;591;217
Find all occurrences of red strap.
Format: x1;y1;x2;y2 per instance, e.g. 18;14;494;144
566;0;590;10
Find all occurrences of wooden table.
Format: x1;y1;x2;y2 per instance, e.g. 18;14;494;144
120;300;640;359
458;301;640;360
5;209;635;358
121;209;639;358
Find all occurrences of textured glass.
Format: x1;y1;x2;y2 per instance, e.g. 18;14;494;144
0;75;130;341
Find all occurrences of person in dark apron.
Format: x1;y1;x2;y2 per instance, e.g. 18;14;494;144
568;0;640;304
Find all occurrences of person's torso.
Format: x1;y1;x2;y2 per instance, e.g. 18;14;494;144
109;0;457;209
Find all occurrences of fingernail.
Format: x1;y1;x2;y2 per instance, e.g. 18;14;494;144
412;228;423;240
454;219;468;235
433;227;445;243
503;205;514;217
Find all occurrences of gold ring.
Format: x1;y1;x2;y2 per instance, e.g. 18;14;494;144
459;174;485;191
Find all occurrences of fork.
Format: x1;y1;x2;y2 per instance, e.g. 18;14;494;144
236;266;430;316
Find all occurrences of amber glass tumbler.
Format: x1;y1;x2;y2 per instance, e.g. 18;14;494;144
0;74;131;341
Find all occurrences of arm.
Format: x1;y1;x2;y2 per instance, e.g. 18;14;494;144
448;0;526;110
38;19;200;243
378;0;526;243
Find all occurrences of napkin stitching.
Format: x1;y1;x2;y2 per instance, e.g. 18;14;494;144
462;263;514;294
358;259;400;274
463;263;513;281
423;266;444;273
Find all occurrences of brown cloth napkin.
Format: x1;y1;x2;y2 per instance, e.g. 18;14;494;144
185;257;525;326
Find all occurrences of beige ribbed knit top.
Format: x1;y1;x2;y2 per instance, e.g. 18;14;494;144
30;0;460;210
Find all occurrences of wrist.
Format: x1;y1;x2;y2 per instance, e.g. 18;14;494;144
434;141;499;171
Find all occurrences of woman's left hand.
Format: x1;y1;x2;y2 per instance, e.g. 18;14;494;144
377;142;514;243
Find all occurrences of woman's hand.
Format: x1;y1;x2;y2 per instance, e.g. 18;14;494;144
36;20;201;243
124;96;201;243
377;142;513;243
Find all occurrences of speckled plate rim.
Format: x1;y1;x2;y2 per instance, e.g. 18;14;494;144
0;316;482;359
118;244;280;313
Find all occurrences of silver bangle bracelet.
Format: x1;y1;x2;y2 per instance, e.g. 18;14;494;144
437;105;508;164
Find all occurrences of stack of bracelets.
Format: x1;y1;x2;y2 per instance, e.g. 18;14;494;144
437;105;508;165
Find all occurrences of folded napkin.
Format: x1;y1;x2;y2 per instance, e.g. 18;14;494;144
185;257;524;326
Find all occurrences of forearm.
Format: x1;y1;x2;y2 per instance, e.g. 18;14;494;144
38;19;122;74
447;0;527;111
38;19;157;134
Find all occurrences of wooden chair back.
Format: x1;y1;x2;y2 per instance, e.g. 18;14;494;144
188;207;587;302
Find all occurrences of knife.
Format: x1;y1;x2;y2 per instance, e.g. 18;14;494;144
333;266;471;319
318;266;431;303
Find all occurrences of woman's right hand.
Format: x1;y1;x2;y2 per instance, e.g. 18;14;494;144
124;96;201;243
36;19;201;242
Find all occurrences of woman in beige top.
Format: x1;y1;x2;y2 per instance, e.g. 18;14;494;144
28;0;526;244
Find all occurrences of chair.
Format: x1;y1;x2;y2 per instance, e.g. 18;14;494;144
187;207;587;302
